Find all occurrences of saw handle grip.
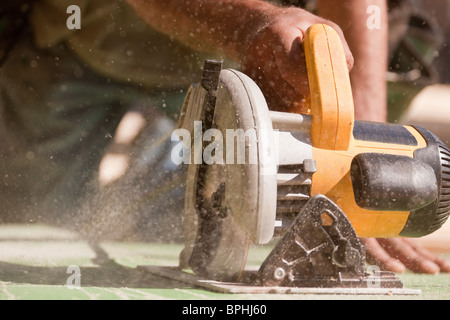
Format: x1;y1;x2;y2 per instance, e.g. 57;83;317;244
303;24;355;151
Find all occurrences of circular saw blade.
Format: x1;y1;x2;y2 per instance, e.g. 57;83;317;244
180;69;277;282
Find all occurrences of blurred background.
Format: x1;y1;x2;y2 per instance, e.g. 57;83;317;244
384;0;450;251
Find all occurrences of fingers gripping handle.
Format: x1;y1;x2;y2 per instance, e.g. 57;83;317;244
303;24;355;151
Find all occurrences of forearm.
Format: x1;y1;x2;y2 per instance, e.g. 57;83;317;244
125;0;355;112
317;0;388;122
125;0;279;62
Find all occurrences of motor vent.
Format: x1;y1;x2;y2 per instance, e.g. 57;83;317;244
401;127;450;237
430;142;450;233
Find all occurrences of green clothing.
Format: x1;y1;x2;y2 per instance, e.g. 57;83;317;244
0;1;194;241
0;28;187;240
30;0;215;90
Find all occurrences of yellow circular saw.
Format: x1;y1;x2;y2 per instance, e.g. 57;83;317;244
176;25;450;287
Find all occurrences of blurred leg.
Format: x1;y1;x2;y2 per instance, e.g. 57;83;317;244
0;29;187;243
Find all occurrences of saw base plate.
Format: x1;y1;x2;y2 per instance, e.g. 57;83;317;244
138;266;422;296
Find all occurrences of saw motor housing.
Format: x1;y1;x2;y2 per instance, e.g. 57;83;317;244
176;25;450;283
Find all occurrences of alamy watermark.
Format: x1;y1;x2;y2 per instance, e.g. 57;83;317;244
367;265;382;288
367;5;382;30
171;121;279;175
66;265;81;290
66;5;81;30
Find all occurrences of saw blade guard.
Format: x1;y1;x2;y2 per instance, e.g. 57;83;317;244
178;66;283;281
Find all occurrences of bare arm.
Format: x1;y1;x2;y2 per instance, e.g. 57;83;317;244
318;0;388;122
125;0;353;112
124;0;279;62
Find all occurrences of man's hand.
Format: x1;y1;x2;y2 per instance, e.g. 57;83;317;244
364;238;450;274
126;0;353;113
242;7;353;112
